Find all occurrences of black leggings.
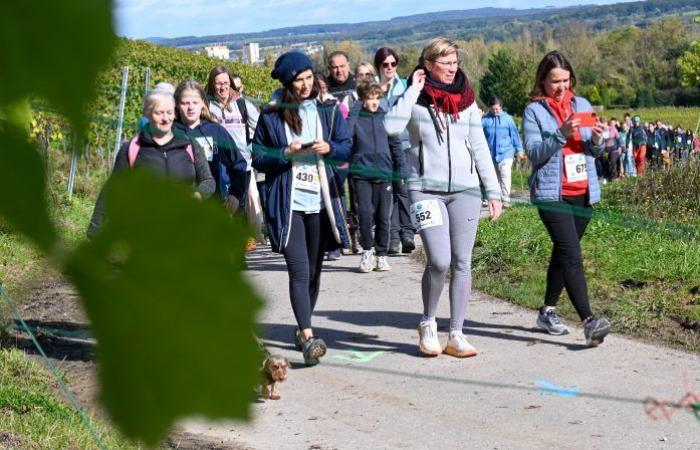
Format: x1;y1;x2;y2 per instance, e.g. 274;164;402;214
354;178;393;256
537;195;593;320
282;212;331;330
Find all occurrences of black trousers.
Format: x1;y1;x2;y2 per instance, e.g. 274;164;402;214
282;212;331;330
537;194;593;320
607;150;621;180
390;179;414;246
354;178;393;256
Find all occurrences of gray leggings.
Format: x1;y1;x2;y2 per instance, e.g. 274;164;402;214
410;189;481;332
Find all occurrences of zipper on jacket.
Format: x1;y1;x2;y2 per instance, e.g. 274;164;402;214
446;119;452;192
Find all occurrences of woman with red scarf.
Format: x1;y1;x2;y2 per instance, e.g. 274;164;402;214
522;50;611;347
386;38;502;358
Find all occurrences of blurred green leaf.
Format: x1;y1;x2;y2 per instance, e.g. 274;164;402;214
0;1;116;132
0;129;57;253
64;172;263;445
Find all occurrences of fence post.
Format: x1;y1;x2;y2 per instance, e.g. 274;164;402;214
67;133;78;199
112;66;129;168
144;66;151;95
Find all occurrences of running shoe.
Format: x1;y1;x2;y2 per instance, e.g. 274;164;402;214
302;337;327;366
401;237;415;254
375;256;391;272
326;249;342;261
584;317;611;347
294;328;303;350
417;320;442;356
444;332;478;358
536;308;570;335
359;250;375;273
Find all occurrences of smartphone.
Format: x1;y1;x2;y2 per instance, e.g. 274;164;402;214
300;142;315;149
572;112;597;127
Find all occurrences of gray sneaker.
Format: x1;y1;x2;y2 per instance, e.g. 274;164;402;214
536;308;570;335
359;250;375;273
375;255;391;272
584;317;610;347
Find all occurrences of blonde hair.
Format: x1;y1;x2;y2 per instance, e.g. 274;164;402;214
419;38;459;66
355;61;375;76
174;79;215;123
143;89;175;115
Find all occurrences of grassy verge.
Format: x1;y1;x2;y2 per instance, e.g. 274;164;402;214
0;348;142;449
472;174;700;351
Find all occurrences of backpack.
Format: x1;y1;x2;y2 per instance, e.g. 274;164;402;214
236;97;251;145
128;136;193;167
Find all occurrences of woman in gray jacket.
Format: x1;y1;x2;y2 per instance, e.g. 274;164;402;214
522;50;610;347
386;38;502;358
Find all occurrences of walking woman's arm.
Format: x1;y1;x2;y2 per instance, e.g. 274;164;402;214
87;142;130;238
522;105;565;166
192;143;216;199
251;114;291;175
468;105;502;201
384;85;419;136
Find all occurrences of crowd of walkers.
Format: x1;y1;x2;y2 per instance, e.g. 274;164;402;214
90;37;700;366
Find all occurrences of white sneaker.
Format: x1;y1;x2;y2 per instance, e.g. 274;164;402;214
444;332;478;358
375;255;391;271
358;250;375;273
417;320;442;356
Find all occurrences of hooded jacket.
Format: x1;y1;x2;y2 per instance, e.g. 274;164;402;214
481;110;524;163
252;101;352;253
173;120;247;202
347;105;406;182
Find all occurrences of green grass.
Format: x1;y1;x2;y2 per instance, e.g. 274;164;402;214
472;189;700;351
0;348;143;449
603;106;700;131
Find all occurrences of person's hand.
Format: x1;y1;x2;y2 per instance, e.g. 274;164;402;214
284;140;303;156
412;69;426;91
311;139;330;155
225;195;240;214
489;199;503;222
591;122;606;146
559;115;580;139
517;153;527;161
193;191;202;201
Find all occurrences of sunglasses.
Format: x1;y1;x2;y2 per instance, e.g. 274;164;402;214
382;61;398;69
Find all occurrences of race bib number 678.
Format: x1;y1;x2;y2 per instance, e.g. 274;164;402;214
410;199;443;231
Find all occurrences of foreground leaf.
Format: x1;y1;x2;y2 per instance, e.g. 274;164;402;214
64;171;263;445
0;129;57;253
0;0;116;132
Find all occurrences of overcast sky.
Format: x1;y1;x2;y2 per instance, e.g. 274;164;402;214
115;0;631;39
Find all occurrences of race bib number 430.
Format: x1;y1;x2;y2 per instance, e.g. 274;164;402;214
564;153;587;183
410;199;443;231
293;163;320;193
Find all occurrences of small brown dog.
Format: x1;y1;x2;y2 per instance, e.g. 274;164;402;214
261;354;289;400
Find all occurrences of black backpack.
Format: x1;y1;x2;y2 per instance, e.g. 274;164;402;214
236;98;251;145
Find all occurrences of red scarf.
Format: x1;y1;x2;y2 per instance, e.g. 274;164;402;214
545;90;588;196
423;84;473;127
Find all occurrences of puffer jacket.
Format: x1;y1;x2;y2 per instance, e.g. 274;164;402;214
522;96;605;204
384;85;500;198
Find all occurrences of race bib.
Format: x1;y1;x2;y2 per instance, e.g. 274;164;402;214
564;153;587;183
410;200;443;231
194;136;214;161
293;163;320;193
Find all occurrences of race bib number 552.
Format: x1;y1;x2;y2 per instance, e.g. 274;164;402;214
410;199;443;231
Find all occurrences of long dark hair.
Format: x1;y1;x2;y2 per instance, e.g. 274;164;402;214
281;76;319;135
374;47;399;72
530;50;577;100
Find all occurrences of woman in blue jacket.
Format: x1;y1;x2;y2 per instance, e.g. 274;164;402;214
173;79;248;211
522;50;610;347
481;97;524;206
252;52;352;366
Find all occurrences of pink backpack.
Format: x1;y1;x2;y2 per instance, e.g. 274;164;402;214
128;136;194;167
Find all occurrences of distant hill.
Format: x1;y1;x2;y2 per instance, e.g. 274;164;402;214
148;0;700;49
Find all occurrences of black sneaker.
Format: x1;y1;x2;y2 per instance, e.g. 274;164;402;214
388;243;400;255
302;337;327;366
536;308;569;335
401;237;416;254
584;317;611;347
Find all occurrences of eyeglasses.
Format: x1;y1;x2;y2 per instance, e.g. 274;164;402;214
382;61;398;69
214;82;230;88
432;60;459;68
